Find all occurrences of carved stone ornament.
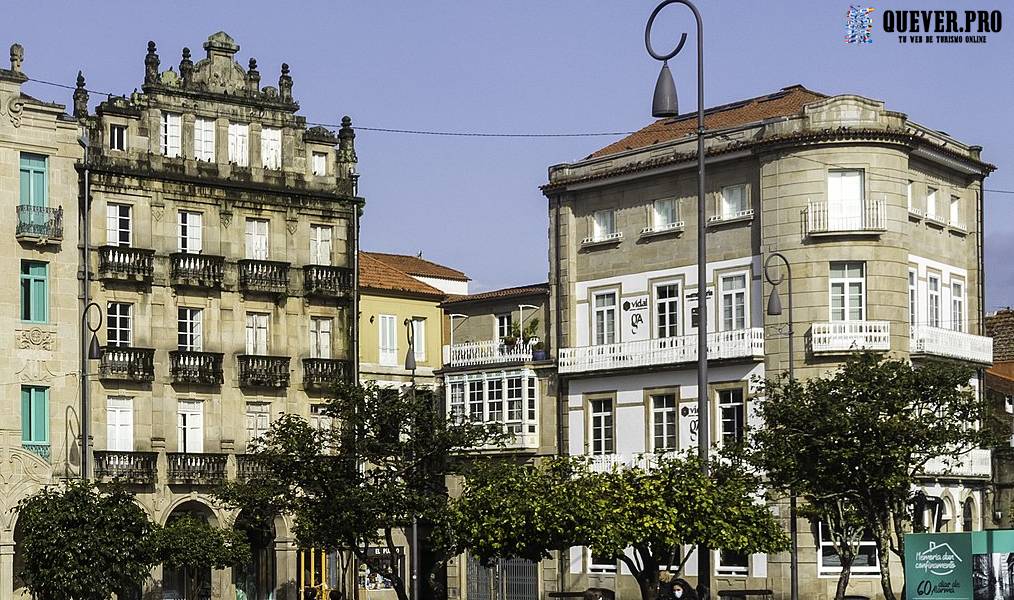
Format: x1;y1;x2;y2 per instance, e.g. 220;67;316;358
7;93;24;127
221;210;233;228
16;327;55;351
286;219;298;235
152;205;165;222
15;359;58;383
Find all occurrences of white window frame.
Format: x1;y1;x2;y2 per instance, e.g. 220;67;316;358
379;314;397;366
650;393;677;452
245;218;269;260
412;318;426;361
906;180;914;212
177;399;204;454
177;210;203;254
193;117;215;161
652;198;678;230
310;403;332;430
908;269;918;328
487;378;504;423
593;291;617;345
829;262;866;322
228;122;250;166
716;549;749;577
312;151;327;176
827;170;864;229
261;127;282;169
654;282;680;339
109;124;126;151
592;209;616;241
717;388;745;447
178;307;203;352
161;112;181;157
496;314;512;341
720;272;748;331
106;396;133;452
589;397;614;456
310;316;333;359
720;183;749;218
448;382;466;422
928;274;941;328
245;312;269;355
468;380;484;422
951;280;965;333
818;522;879;575
309;225;333;266
949;194;961;227
588;549;617;574
106;203;132;247
245;402;271;445
926;187;938;220
107;302;132;347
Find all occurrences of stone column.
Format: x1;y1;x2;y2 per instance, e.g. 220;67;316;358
275;536;297;599
0;543;15;600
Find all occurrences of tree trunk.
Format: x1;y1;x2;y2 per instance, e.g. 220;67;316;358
636;569;660;600
877;535;898;600
835;557;854;600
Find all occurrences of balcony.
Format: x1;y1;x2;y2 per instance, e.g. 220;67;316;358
803;199;886;237
99;346;156;382
443;339;541;368
238;355;290;388
94;450;157;483
810;321;891;354
16;205;63;243
238;259;290;295
558;328;763;375
169;351;224;385
303;358;352;389
304;265;353;299
921;448;991;479
22;441;50;461
98;246;155;281
236;454;271;481
911;326;993;365
166;452;228;484
170;253;224;288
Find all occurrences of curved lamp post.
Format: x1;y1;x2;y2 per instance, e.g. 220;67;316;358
81;301;103;480
646;2;710;596
404;317;419;600
763;252;797;600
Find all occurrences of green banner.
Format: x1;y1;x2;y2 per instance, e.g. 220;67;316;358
906;530;1014;600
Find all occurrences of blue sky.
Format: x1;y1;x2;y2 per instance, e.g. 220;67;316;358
4;1;1012;306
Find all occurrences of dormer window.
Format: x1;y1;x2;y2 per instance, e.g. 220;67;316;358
228;123;249;167
161;112;181;157
312;151;327;176
109;124;126;151
262;127;281;169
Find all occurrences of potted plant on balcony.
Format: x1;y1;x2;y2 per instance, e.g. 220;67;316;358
502;323;521;348
532;341;547;361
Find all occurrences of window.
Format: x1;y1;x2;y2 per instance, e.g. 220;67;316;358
592;209;616;241
496;314;512;341
818;522;878;574
261;127;282;169
19;153;47;207
655;283;680;338
193;117;215;161
926;187;938;219
928;274;941;328
411;319;426;361
106;203;131;246
312;151;327;176
20;261;48;323
962;498;975;532
310;317;333;359
449;382;466;422
246;403;271;444
590;398;614;455
178;211;203;254
589;551;616;574
720;274;747;331
468;380;484;421
245;218;269;260
717;550;749;577
830;262;865;322
106;302;132;347
506;377;523;422
908;270;918;328
177;400;203;453
109;124;126;151
949;195;961;227
951;281;965;332
527;378;537;433
652;198;678;229
178;307;203;352
106;397;133;451
310;404;332;430
651;394;677;451
245;313;269;355
21;386;49;452
161;112;181;157
720;184;748;218
228;122;249;166
907;181;914;211
309;225;333;265
487;379;504;422
719;388;745;446
827;170;864;228
378;314;397;366
593;292;617;345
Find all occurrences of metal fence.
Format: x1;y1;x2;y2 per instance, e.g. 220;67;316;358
466;555;538;600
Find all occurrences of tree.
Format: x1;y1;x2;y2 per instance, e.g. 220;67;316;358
15;480;157;600
447;453;788;600
749;352;997;600
153;514;251;600
217;382;502;600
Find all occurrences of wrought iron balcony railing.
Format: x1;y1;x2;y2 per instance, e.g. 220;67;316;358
238;259;290;294
169;351;224;385
304;265;354;299
166;452;228;484
170;253;224;288
22;441;50;461
99;346;156;382
237;355;290;388
98;246;155;280
16;205;63;242
303;358;352;389
94;450;157;483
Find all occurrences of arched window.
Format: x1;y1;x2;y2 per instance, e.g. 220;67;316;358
962;497;975;532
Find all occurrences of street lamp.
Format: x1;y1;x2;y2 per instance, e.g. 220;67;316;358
763;252;797;600
405;317;421;600
78;132;102;480
646;2;709;596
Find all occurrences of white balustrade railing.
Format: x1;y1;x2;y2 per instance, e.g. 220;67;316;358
810;321;891;353
805;199;886;235
910;325;993;364
558;328;763;374
443;339;540;367
921;448;991;478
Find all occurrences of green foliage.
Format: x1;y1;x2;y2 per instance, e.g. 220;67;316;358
15;480;157;600
153;514;251;572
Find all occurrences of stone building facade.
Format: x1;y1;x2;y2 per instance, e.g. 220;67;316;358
0;44;83;600
76;32;360;600
542;85;995;600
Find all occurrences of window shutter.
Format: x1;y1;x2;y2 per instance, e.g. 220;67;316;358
21;388;31;442
192;310;203;352
32;268;47;323
320;318;332;359
321;227;332;265
33;388;48;443
245;315;256;354
106;204;118;245
188;408;203;453
189;213;203;253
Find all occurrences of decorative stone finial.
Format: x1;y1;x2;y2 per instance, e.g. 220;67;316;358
246;57;260;93
337;115;358;170
179;47;193;87
9;43;24;73
73;70;88;118
144;41;160;85
278;62;292;103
